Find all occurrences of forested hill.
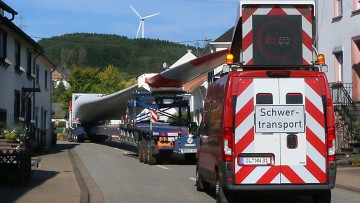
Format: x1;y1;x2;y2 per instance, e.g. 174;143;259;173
38;33;199;78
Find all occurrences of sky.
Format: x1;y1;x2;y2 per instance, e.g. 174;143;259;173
4;0;239;46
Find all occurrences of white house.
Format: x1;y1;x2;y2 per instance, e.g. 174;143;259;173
318;0;360;101
0;1;55;150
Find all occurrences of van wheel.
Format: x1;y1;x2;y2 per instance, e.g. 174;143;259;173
196;167;209;191
216;173;233;203
312;189;331;203
185;153;196;164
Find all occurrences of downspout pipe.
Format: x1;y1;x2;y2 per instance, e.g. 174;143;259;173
31;52;41;146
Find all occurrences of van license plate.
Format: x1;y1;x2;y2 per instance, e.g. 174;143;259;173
239;157;272;166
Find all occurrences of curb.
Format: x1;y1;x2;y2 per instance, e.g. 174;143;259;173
68;148;105;203
335;184;360;194
68;150;89;203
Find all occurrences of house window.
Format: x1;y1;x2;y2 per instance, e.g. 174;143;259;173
45;70;48;89
335;0;343;17
0;28;7;59
0;109;7;128
334;52;343;83
14;90;21;124
27;50;32;77
15;40;21;68
14;40;25;74
35;107;39;128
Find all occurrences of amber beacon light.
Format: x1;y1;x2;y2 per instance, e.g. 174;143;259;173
317;54;325;64
226;53;234;64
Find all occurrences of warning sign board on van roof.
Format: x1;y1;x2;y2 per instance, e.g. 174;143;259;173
241;4;314;66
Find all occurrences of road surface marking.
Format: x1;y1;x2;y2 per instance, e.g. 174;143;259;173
113;148;120;150
156;165;169;170
189;178;196;181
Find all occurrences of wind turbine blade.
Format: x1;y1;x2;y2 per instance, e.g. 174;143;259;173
130;5;142;18
136;21;141;38
143;13;160;19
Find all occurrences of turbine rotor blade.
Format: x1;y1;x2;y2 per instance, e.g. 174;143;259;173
130;5;142;18
143;13;160;19
136;21;142;38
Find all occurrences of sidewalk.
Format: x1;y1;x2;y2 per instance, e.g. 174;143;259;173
1;142;359;203
336;166;360;193
0;141;81;203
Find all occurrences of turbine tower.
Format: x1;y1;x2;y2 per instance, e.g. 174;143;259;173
130;5;160;38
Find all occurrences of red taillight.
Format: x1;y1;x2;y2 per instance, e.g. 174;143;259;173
327;127;336;162
223;127;233;162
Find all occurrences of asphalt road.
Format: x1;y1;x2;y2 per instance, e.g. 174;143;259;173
74;141;360;203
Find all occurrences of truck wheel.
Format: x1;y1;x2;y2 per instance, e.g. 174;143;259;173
196;167;209;191
312;189;331;203
147;144;157;165
68;132;72;142
138;141;144;163
144;144;149;164
77;135;84;143
216;173;233;203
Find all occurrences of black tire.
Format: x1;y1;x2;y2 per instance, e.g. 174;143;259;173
312;189;331;203
216;173;233;203
138;141;144;163
185;153;196;164
196;167;209;191
77;134;84;143
144;143;149;164
147;142;157;165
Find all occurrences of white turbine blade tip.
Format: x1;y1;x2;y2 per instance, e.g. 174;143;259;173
143;13;160;19
130;5;142;18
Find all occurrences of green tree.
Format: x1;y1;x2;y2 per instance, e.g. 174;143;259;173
97;65;127;94
59;66;101;112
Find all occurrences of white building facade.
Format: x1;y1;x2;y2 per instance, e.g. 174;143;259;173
0;2;55;149
318;0;360;101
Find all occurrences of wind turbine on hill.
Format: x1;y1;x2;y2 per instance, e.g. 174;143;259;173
130;5;160;39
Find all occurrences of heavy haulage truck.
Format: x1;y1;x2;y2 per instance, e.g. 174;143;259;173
67;93;108;143
118;74;199;165
196;0;336;203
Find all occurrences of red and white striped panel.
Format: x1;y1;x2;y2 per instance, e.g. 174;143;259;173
150;109;158;123
234;78;326;185
242;5;313;65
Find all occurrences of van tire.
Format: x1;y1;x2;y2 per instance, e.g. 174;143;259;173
312;189;331;203
196;167;209;191
185;153;196;164
216;173;234;203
